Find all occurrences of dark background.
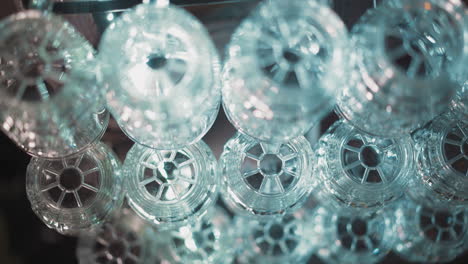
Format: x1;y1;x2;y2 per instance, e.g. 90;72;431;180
0;0;467;263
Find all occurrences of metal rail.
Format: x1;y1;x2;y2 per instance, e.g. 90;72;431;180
52;0;254;14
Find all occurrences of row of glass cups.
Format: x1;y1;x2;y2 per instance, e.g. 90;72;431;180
1;0;465;157
4;1;223;235
219;0;466;218
74;193;467;264
1;0;349;235
0;4;120;236
24;107;467;260
217;0;468;263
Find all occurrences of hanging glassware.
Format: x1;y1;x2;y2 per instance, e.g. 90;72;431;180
393;195;468;263
0;10;109;158
123;140;218;229
26;142;124;235
153;206;235;264
336;0;466;137
314;120;414;209
222;0;349;143
77;208;158;264
220;132;313;216
310;205;395;264
410;110;468;205
233;203;316;264
98;1;220;150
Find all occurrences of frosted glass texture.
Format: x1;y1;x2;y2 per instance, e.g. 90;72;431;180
220;133;313;216
310;206;394;264
77;208;157;264
154;206;235;264
26;142;124;235
0;11;109;158
336;0;466;137
234;207;316;264
98;3;220;150
411;111;468;205
314;120;413;209
123;140;218;229
222;0;349;143
393;197;468;263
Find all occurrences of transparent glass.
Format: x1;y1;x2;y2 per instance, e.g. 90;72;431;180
314;120;413;209
222;0;349;143
98;3;220;150
310;205;394;264
335;0;465;137
0;11;109;158
154;206;235;264
450;11;468;121
393;196;468;263
123;140;218;229
220;132;313;217
77;208;158;264
451;75;467;121
410;111;468;205
26;142;124;235
233;205;316;264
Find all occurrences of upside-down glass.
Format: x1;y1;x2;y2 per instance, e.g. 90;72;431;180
310;205;395;264
222;0;349;143
0;11;109;158
314;120;413;209
77;208;157;264
220;132;313;216
410;111;468;205
123;140;218;229
98;2;220;150
233;203;316;264
26;142;124;235
335;0;466;137
393;196;468;263
154;206;235;264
